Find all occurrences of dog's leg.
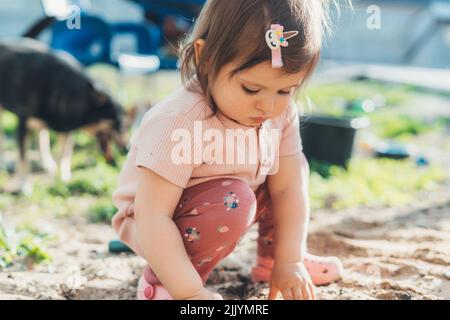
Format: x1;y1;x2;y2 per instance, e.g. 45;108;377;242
39;128;57;175
17;116;31;194
57;133;74;182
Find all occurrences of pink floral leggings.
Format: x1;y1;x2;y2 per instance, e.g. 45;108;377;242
144;178;276;285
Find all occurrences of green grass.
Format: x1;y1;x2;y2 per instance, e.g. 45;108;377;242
0;110;18;137
302;80;414;116
0;218;53;269
299;81;447;142
47;165;118;197
369;112;444;140
309;158;448;210
88;200;118;223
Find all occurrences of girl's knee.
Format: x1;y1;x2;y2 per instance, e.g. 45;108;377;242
175;179;256;250
216;179;256;232
176;178;256;218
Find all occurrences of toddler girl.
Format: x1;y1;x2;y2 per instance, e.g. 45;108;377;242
112;0;343;300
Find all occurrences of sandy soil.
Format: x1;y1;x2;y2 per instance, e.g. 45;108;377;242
1;184;449;300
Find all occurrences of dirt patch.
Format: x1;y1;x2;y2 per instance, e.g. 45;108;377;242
1;186;449;300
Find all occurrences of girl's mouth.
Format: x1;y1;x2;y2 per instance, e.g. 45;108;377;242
250;116;269;123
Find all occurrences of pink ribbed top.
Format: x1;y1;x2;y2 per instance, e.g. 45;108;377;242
111;82;302;244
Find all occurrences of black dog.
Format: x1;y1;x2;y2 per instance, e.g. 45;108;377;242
0;38;128;191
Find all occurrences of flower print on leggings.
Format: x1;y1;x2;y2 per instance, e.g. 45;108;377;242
184;227;200;242
217;225;230;233
224;192;239;211
197;256;213;267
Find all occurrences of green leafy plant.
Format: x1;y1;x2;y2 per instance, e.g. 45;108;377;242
370;113;434;139
88;200;117;223
309;158;447;210
47;164;118;197
302;81;413;116
0;219;53;269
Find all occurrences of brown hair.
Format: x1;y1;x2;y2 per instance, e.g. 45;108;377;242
178;0;345;114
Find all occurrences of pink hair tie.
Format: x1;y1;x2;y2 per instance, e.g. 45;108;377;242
265;24;299;68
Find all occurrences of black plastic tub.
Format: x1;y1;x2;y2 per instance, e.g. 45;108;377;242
299;115;370;168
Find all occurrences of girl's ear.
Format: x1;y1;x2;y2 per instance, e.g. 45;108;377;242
194;38;206;66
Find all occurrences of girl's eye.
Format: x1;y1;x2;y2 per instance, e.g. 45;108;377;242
241;85;291;96
241;85;260;95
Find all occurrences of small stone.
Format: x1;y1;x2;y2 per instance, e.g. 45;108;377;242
396;292;412;300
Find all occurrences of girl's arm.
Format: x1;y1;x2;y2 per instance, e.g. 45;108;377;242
266;152;310;263
134;167;205;300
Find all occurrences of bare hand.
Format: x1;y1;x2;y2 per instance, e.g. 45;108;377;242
268;261;317;300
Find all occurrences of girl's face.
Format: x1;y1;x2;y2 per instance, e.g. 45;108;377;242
211;61;307;127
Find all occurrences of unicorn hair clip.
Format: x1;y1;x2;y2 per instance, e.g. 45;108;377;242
265;24;299;68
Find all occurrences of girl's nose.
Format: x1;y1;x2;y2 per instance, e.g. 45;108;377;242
256;98;275;115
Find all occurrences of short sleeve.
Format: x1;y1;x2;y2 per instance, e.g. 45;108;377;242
135;112;197;188
278;102;303;157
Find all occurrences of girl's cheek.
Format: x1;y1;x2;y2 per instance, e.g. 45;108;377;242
238;95;255;110
275;98;291;115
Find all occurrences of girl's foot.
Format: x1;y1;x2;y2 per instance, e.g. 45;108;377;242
251;253;343;286
136;275;173;300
